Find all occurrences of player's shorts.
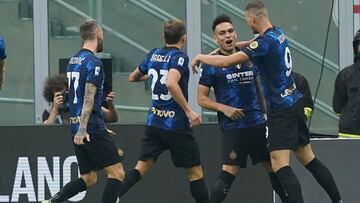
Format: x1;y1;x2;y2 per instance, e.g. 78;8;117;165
139;126;201;168
267;99;310;152
73;131;123;175
221;124;270;168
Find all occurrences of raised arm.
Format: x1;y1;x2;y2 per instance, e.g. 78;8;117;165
191;51;250;73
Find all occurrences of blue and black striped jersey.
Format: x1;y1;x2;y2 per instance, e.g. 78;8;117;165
66;49;106;136
241;27;302;113
0;37;6;60
139;46;190;130
199;51;265;131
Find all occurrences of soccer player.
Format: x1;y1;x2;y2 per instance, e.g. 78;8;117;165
0;36;7;90
119;20;209;203
191;1;342;203
198;14;287;203
42;20;124;203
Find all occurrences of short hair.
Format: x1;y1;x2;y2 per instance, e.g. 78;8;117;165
163;20;186;44
212;14;233;32
245;0;268;17
43;74;67;103
80;19;100;41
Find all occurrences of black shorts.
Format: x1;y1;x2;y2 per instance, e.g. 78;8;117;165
267;99;310;152
73;132;123;175
221;124;270;168
139;126;201;168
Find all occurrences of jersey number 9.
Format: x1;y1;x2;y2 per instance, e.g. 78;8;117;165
285;47;293;77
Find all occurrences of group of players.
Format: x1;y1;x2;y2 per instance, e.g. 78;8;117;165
42;1;343;203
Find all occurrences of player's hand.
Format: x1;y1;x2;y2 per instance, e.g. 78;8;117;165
106;126;116;135
191;55;202;74
186;110;201;128
221;106;245;120
52;92;64;111
105;91;115;109
74;129;90;145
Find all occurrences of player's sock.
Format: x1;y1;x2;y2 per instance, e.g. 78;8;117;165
50;178;87;203
190;178;210;203
305;158;342;203
276;166;304;203
103;178;123;203
268;172;289;203
210;170;235;203
117;169;141;198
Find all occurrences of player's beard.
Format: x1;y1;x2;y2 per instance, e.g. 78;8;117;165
97;38;103;53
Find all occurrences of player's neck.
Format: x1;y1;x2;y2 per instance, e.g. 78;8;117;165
166;43;183;50
258;21;273;35
82;40;98;54
219;48;236;56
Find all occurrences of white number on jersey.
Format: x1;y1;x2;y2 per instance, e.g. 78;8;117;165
67;72;80;104
284;47;293;77
148;68;172;101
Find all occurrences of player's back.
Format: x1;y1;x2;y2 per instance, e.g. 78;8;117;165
139;47;190;130
66;49;106;136
242;27;302;113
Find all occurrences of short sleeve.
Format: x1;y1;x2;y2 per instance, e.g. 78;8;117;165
170;52;189;75
86;58;104;87
0;38;7;60
199;65;215;87
138;49;157;74
240;37;270;59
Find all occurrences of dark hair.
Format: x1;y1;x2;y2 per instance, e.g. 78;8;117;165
80;19;100;41
163;20;186;44
43;74;67;103
245;0;268;17
353;29;360;58
212;14;233;32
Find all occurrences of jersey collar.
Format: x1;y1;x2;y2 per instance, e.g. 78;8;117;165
81;48;95;55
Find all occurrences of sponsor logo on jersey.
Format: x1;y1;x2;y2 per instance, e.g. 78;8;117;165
150;54;171;63
280;82;297;98
226;70;254;84
151;107;175;118
69;116;81;124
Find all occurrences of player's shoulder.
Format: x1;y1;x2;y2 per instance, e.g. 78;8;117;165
0;37;5;49
172;49;188;59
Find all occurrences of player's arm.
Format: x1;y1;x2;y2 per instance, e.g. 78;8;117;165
197;84;244;120
102;91;118;123
235;39;254;48
0;39;6;90
255;77;267;115
74;82;97;145
128;67;149;82
0;60;5;90
167;69;201;127
332;72;347;115
191;51;249;73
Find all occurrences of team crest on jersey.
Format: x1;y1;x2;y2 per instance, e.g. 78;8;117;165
249;41;259;49
178;57;184;66
229;150;237;160
95;66;100;76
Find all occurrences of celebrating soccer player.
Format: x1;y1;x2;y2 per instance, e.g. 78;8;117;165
42;20;125;203
119;20;209;203
197;14;288;203
191;1;342;203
